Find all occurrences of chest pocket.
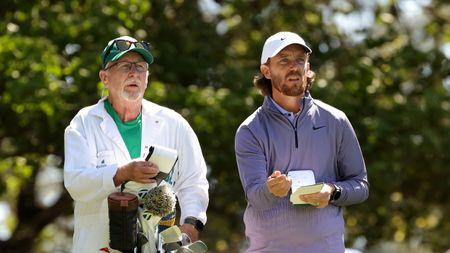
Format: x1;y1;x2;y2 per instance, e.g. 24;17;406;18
96;150;116;169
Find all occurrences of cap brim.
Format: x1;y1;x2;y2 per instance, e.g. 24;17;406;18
110;48;154;65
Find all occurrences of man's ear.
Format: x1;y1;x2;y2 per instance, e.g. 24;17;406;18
99;70;108;88
260;64;271;79
306;62;314;80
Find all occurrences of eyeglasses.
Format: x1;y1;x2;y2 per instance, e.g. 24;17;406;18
104;61;149;73
103;40;151;67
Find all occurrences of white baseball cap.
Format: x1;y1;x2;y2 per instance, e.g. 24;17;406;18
260;31;312;64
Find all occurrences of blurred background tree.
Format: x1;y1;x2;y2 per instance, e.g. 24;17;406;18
0;0;449;252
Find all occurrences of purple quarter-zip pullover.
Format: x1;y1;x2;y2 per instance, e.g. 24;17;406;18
235;92;369;253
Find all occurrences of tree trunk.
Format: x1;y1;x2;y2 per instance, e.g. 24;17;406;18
0;181;73;253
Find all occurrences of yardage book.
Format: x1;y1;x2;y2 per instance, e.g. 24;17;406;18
288;170;325;205
145;145;178;182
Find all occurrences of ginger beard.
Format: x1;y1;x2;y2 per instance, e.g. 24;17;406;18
271;68;308;97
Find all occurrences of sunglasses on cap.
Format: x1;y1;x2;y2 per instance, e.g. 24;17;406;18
103;40;152;67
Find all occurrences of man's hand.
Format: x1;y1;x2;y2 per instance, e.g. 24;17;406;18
267;170;292;197
180;223;199;242
113;160;159;186
299;183;335;208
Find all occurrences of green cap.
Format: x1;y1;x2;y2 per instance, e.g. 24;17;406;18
101;36;154;68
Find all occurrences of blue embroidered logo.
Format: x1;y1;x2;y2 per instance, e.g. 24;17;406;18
96;159;107;168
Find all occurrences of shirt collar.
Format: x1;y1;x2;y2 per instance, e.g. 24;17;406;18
269;96;295;115
268;96;299;123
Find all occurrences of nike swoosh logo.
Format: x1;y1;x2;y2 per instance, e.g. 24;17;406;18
312;126;326;130
280;37;286;40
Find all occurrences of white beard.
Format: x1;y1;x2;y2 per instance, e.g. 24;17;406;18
121;90;142;102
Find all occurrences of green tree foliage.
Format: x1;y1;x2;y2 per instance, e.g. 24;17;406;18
0;0;449;252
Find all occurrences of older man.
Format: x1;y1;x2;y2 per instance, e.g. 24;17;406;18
64;36;208;252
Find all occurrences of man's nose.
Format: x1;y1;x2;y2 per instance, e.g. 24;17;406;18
131;63;139;71
127;63;139;74
291;60;307;71
290;62;302;71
